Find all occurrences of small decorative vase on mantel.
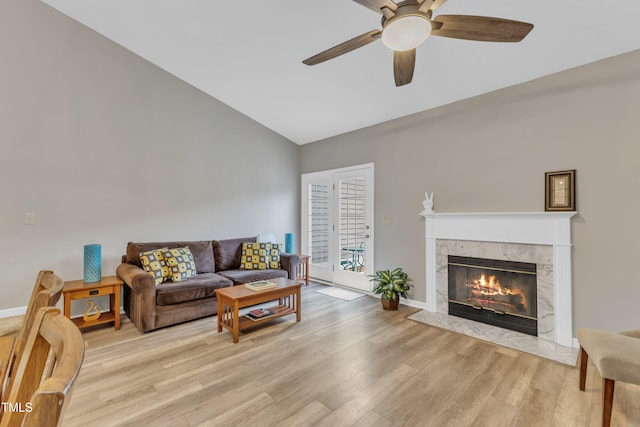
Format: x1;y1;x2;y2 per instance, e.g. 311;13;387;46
369;268;413;311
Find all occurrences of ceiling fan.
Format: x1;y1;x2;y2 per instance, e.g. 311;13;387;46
302;0;534;87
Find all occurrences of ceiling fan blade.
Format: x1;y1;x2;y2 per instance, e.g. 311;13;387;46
393;49;416;87
425;0;447;10
419;0;447;13
432;15;534;42
430;0;448;11
352;0;398;14
303;30;381;66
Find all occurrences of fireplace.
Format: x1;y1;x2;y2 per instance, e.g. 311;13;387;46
448;255;538;336
420;211;576;349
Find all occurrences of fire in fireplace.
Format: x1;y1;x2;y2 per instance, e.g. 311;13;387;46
448;256;537;336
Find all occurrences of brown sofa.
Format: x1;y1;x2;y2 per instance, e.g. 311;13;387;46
116;236;300;332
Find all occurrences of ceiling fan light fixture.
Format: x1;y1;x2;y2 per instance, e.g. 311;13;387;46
381;15;432;51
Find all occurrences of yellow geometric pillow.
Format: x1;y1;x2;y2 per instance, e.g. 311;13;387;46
162;247;197;282
267;243;281;269
139;248;170;286
240;242;269;270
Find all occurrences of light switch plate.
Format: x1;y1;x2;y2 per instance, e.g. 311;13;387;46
24;212;36;225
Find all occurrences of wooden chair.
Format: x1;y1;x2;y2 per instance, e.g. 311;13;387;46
578;328;640;427
0;271;64;403
0;307;84;427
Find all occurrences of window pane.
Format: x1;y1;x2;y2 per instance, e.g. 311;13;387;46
309;183;329;266
338;176;366;274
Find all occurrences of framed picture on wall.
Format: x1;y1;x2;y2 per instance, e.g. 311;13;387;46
545;170;576;211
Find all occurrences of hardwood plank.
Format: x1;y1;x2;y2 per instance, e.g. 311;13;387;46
627;384;640;427
314;363;419;426
550;363;591;426
472;396;518;427
195;391;275;426
531;357;567;394
353;410;393;427
112;380;203;427
510;387;558;426
61;282;640;426
489;352;542;406
239;400;331;427
436;349;518;425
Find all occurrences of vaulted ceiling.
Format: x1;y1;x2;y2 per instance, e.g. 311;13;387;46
41;0;640;144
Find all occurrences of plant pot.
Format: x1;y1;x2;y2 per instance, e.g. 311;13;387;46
381;295;399;311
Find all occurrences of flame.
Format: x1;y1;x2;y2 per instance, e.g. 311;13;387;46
466;273;527;312
473;273;507;295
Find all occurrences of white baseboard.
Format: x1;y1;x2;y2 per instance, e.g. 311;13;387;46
310;278;428;310
367;291;428;310
402;298;428;310
0;306;27;318
309;277;333;286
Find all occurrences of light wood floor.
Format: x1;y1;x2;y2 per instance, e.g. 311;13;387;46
63;282;640;427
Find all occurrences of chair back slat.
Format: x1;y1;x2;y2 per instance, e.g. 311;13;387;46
0;307;84;427
0;271;64;404
13;271;64;362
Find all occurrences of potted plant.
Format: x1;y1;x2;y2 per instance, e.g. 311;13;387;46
370;268;413;310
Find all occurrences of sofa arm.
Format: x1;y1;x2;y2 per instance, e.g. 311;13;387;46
280;253;300;281
117;263;154;292
116;263;156;332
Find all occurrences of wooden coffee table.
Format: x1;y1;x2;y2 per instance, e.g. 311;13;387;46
216;277;302;343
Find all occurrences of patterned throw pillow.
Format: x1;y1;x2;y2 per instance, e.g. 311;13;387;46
162;247;197;282
267;243;281;269
240;242;269;270
139;248;170;286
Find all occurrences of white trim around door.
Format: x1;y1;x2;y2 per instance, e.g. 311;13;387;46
301;163;374;292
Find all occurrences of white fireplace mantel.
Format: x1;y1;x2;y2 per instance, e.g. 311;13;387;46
420;211;577;347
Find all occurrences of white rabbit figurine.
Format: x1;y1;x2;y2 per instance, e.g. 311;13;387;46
422;192;434;213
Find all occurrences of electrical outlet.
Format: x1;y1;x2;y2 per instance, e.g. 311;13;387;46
24;212;36;225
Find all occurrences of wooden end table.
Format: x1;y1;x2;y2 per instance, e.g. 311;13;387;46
296;255;310;286
63;276;123;331
216;277;302;343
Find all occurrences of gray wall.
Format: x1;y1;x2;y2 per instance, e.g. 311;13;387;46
0;0;299;311
3;0;638;335
300;49;640;333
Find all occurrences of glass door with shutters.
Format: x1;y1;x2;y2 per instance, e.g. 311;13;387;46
304;178;333;283
301;164;374;291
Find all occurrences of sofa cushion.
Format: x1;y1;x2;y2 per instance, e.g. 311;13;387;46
126;241;215;273
139;247;170;285
218;268;287;285
240;242;269;270
267;243;282;269
155;273;233;306
213;237;256;272
162;247;197;282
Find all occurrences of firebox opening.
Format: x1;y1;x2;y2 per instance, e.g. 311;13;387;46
448;256;538;337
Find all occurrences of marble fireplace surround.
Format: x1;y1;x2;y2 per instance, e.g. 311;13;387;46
420;212;577;348
437;240;553;340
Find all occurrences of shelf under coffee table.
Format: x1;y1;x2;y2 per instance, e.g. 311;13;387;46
215;277;302;343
